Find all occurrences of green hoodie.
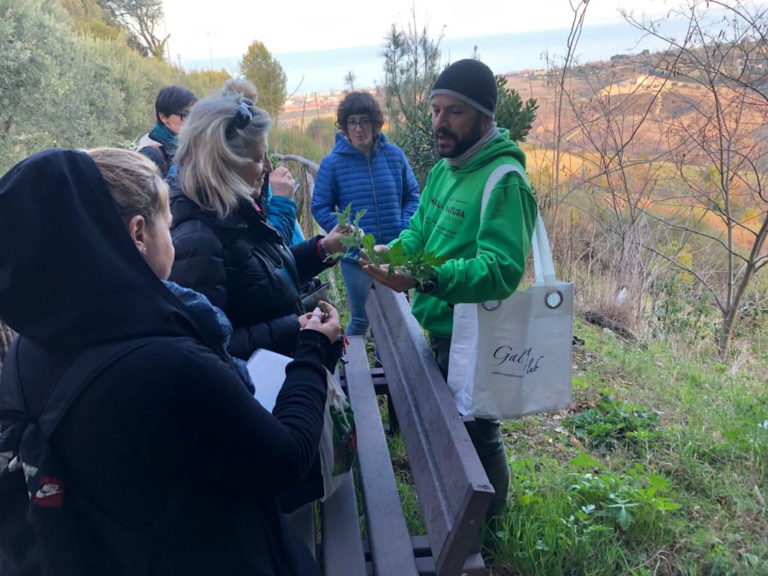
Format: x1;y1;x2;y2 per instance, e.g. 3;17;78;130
396;129;537;338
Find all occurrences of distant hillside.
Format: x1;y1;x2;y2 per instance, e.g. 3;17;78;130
506;49;768;159
503;48;767;256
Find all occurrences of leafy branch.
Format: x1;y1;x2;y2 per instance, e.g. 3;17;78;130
328;205;446;285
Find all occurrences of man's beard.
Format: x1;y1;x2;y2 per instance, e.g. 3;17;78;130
434;116;486;158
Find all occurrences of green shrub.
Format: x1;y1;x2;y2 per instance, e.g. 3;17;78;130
488;456;680;576
566;395;661;453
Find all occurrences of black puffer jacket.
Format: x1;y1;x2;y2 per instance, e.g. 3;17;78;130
168;179;333;359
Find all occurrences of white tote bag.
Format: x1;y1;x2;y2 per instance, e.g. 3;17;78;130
447;165;574;420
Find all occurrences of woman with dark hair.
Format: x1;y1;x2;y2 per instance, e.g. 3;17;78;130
311;91;420;337
137;85;198;176
0;147;341;575
168;79;345;360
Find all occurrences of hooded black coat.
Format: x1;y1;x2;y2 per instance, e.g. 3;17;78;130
167;178;332;360
0;149;330;575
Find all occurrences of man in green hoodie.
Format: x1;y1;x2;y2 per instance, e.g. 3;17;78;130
363;59;538;518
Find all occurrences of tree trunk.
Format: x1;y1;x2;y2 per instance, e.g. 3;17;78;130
718;309;736;360
718;259;758;358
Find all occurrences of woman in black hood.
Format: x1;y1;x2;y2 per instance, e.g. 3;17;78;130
0;148;338;575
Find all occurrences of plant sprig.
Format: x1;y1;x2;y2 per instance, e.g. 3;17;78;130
328;205;446;286
325;204;369;260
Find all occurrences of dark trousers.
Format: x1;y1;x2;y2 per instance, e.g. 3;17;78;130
429;335;510;518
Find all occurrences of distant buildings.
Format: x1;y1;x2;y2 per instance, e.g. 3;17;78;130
280;88;380;128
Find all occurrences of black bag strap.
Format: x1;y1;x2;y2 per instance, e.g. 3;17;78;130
9;338;157;440
0;340;31;454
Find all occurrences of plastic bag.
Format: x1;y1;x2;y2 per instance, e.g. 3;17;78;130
319;369;356;501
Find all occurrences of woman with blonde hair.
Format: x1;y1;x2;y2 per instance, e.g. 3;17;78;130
0;147;339;575
216;79;303;245
168;79;345;359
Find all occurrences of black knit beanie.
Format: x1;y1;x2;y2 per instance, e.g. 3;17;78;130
430;59;497;118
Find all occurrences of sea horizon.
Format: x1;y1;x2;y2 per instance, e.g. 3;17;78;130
181;19;687;96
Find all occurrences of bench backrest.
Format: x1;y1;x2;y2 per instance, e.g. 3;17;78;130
366;285;494;575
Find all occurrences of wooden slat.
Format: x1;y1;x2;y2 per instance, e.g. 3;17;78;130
344;336;420;576
436;485;488;575
369;366;385;380
411;535;432;556
366;286;493;575
410;534;484;574
369;286;485;494
320;473;366;575
414;553;488;576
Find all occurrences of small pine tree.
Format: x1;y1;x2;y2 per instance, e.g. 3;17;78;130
495;75;538;142
381;17;442;187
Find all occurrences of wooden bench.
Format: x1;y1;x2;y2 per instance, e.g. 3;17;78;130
316;284;494;575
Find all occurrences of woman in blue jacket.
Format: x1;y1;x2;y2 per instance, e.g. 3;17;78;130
312;92;420;336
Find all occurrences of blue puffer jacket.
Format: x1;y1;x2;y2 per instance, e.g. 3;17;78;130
311;132;420;247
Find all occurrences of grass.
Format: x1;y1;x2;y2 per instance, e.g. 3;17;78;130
387;433;426;534
479;316;768;576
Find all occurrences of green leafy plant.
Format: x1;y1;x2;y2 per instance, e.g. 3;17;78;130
329;203;369;256
566;395;661;453
329;205;447;286
489;456;679;576
651;273;715;345
567;466;681;534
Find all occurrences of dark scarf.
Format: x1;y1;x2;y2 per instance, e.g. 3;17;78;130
148;122;177;160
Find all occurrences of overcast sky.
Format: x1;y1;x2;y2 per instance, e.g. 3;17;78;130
161;0;676;62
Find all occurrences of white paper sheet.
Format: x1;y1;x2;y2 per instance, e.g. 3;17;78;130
246;349;291;412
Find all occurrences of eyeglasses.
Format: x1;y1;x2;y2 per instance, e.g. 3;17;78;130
227;98;255;135
347;117;372;129
175;111;190;121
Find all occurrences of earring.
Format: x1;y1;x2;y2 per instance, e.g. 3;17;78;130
137;244;146;255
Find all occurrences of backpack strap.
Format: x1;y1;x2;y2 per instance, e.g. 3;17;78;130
0;337;158;576
34;338;158;440
0;340;28;457
2;337;158;443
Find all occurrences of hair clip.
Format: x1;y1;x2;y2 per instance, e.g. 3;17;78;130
227;98;255;134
